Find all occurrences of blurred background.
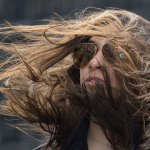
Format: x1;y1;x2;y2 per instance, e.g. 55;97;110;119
0;0;150;150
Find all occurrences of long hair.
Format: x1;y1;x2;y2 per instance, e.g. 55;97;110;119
0;8;150;150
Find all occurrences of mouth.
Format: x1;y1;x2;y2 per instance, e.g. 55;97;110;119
84;76;104;86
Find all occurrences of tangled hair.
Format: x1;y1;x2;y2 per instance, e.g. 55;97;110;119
0;8;150;150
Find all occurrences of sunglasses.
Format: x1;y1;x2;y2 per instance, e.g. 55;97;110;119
73;42;98;68
73;41;119;68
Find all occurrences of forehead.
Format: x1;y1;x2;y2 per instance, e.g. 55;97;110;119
90;36;108;49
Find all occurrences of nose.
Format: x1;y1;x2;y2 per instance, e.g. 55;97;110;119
88;52;103;70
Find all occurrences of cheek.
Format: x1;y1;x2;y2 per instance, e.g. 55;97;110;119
80;67;87;84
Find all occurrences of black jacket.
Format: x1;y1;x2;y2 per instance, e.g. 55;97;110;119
33;117;89;150
62;117;89;150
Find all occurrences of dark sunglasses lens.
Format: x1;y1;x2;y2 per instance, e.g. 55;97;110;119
73;43;97;68
102;43;115;62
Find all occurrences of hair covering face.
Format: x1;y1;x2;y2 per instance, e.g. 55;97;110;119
0;9;150;150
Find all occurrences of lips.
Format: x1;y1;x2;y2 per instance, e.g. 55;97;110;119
84;76;104;85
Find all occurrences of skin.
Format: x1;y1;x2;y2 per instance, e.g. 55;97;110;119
80;36;117;150
80;36;117;89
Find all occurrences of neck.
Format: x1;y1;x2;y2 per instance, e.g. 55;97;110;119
87;121;112;150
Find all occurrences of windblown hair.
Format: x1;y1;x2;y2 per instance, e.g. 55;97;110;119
0;8;150;150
